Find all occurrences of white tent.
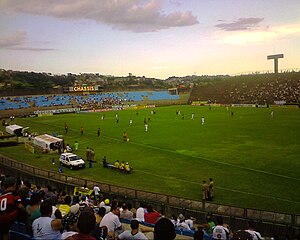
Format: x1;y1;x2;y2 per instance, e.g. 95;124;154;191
33;134;63;150
5;124;23;136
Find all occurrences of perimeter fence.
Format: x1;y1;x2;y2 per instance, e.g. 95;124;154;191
0;155;299;237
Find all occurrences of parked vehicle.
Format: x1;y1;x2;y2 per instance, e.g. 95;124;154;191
59;153;85;170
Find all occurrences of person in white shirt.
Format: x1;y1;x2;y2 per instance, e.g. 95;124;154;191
100;205;122;236
245;220;262;240
177;214;190;230
32;200;63;240
212;216;229;240
117;219;148;240
136;203;147;222
93;185;101;202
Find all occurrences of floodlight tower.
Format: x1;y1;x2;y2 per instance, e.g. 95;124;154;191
267;54;284;73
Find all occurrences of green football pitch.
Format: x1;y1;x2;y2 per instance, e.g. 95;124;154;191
1;105;299;214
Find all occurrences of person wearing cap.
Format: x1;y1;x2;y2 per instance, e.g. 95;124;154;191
177;213;190;230
99;198;111;213
61;204;80;239
0;177;25;239
117;219;148;240
125;162;131;173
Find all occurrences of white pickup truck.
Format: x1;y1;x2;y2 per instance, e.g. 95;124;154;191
59;153;85;169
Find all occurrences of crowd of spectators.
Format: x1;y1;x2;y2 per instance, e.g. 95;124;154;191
0;91;178;111
0;174;264;240
190;73;300;105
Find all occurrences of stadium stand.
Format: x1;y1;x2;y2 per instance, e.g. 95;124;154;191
0;91;179;111
189;72;300;104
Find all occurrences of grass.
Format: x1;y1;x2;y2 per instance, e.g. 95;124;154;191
0;105;299;214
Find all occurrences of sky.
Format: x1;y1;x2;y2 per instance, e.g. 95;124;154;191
0;0;299;79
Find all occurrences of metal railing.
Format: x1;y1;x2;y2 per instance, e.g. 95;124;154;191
0;155;299;229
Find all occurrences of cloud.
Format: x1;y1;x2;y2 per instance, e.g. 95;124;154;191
215;23;300;45
0;0;199;32
0;30;27;48
7;47;56;51
215;18;264;31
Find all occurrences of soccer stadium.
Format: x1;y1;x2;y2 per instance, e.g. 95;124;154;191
1;1;300;239
0;69;299;239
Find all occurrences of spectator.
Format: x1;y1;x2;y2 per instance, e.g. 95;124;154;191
95;207;106;225
117;219;148;240
61;204;80;239
245;220;262;240
99;198;111;213
0;177;25;240
212;215;229;240
232;230;252;240
185;215;195;230
194;225;204;240
32;200;63;239
154;217;176;240
100;204;122;238
136;202;147;222
120;202;133;220
144;205;161;224
72;211;97;240
203;214;215;235
26;192;42;225
177;213;190;230
58;195;72;217
93;185;101;203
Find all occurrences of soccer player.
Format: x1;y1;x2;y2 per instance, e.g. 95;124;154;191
80;126;84;135
74;141;79;151
97;128;101;137
123;132;127;141
129;119;133;125
145;123;148;132
201;117;205;125
191;113;194;120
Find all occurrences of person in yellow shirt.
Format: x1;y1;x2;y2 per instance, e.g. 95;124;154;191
125;162;131;173
120;161;125;170
114;160;120;169
58;195;71;217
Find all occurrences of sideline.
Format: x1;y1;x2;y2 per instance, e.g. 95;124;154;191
134;168;300;204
